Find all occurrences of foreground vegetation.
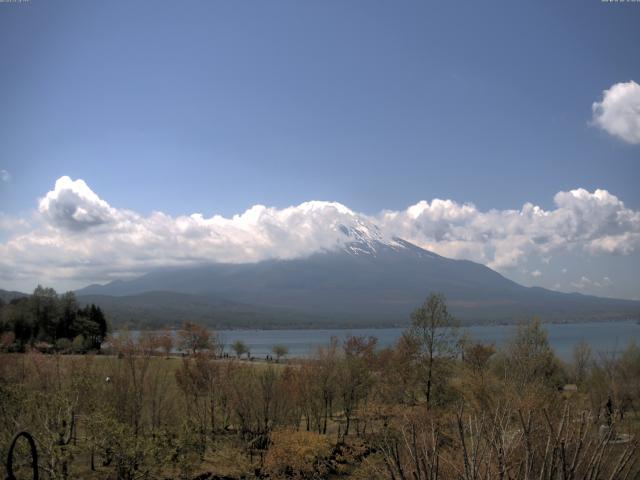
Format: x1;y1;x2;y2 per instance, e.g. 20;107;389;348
1;294;639;479
0;286;107;353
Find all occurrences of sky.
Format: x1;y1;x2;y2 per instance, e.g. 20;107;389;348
0;0;639;299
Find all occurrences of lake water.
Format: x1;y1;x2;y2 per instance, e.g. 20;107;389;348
125;320;640;361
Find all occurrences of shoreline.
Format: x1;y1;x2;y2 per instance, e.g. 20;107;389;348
116;317;640;332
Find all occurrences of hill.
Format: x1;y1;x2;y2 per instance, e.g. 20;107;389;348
76;229;640;328
0;289;28;304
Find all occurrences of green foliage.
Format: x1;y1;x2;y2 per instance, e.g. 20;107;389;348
505;317;565;389
55;337;72;352
272;344;289;361
0;285;108;351
231;339;249;358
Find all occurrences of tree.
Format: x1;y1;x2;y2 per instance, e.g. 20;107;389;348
407;293;459;408
338;336;376;436
88;304;108;345
57;291;78;340
75;303;104;349
463;341;495;373
300;337;339;434
157;328;174;357
1;298;32;349
272;344;288;362
610;341;640;420
178;321;211;355
0;288;108;351
375;333;421;406
572;340;592;385
175;352;220;450
55;337;72;353
72;334;87;353
232;340;249;359
30;285;59;341
506;318;562;390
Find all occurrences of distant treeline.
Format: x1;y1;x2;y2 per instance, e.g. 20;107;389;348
0;285;108;352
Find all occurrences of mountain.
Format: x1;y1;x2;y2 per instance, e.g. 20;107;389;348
76;224;640;328
0;289;28;304
76;291;332;329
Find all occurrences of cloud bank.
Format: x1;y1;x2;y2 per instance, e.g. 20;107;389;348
381;188;640;270
592;80;640;144
1;176;639;290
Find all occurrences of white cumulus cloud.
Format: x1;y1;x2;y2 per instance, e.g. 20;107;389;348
592;80;640;144
0;177;639;290
38;176;119;231
571;276;593;290
0;214;30;233
377;188;640;270
570;275;613;290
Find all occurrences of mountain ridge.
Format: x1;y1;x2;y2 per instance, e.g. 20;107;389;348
74;236;640;328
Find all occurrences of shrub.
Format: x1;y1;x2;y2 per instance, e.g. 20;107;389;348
263;429;332;479
72;334;86;353
55;337;72;353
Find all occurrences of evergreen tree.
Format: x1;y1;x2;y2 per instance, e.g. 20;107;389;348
0;287;109;351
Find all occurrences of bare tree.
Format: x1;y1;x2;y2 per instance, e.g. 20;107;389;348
408;293;459;408
177;321;211;355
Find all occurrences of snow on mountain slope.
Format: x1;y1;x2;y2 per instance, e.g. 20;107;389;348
337;220;405;257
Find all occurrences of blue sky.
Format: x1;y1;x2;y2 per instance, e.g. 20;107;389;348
0;0;639;297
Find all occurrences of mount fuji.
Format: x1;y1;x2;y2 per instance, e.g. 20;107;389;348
76;221;640;328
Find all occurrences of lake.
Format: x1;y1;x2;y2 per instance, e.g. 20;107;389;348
124;320;640;361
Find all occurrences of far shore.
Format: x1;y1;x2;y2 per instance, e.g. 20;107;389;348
114;316;640;332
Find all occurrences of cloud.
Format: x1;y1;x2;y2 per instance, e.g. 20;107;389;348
0;214;30;233
0;177;640;289
571;276;593;290
378;188;640;270
571;275;613;290
592;80;640;144
0;170;10;183
38;176;119;231
531;270;542;278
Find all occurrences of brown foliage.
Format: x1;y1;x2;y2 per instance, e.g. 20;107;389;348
263;428;332;479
